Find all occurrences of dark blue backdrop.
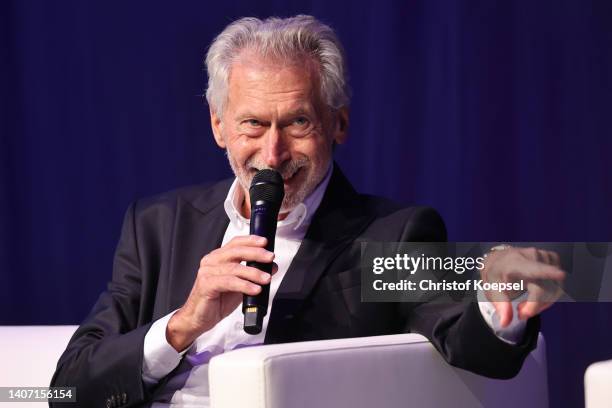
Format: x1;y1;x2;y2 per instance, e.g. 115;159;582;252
1;1;611;407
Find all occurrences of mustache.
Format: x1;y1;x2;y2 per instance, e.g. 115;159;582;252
246;157;309;180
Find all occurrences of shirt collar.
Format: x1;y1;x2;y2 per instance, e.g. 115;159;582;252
223;162;333;233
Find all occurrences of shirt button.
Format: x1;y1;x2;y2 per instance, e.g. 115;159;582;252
234;321;242;330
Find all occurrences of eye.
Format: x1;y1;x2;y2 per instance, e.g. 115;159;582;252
245;119;262;127
292;116;309;126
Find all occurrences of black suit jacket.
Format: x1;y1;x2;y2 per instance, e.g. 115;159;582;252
51;165;540;407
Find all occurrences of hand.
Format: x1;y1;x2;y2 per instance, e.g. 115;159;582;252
481;247;566;328
166;235;278;351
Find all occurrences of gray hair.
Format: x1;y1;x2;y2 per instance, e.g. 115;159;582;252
205;15;350;116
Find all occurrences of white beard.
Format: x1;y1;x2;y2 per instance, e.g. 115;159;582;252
225;150;329;213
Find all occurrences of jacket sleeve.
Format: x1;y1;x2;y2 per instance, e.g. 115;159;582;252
397;207;541;379
50;202;153;408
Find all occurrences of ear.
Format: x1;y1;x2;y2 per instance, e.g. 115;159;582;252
332;106;349;145
210;107;226;148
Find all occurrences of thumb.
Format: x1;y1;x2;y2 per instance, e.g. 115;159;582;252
492;301;513;328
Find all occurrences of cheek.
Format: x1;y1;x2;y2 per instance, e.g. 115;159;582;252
226;135;260;162
297;137;332;164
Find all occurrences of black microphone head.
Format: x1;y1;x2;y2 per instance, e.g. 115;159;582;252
249;169;285;207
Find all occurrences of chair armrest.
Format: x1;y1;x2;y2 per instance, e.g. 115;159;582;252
585;359;612;408
209;333;548;408
0;326;78;388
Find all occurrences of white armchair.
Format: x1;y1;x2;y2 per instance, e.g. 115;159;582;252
0;326;78;408
209;333;548;408
585;359;612;408
0;326;548;408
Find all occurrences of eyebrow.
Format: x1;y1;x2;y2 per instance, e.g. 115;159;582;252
234;107;314;123
284;107;310;117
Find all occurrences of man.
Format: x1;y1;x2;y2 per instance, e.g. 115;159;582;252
51;15;565;407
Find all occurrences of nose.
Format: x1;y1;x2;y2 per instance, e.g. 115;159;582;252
263;125;290;169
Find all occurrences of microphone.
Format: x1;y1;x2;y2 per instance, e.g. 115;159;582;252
243;169;284;334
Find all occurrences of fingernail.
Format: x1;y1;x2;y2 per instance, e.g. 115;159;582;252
261;273;271;282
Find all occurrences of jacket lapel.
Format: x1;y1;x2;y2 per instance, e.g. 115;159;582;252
266;165;374;342
165;180;231;313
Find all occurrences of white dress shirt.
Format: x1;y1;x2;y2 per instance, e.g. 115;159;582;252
141;164;526;407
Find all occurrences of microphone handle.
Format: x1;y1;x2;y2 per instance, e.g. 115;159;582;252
243;203;278;334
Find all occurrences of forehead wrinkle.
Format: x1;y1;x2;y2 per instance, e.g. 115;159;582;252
227;58;322;121
227;50;321;95
234;69;313;98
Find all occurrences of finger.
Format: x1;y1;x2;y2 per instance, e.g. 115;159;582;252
484;249;562;282
517;300;553;320
492;301;513;328
536;249;561;267
549;251;561;267
207;275;262;296
536;249;552;265
225;235;268;248
516;247;541;261
210;245;275;264
517;279;562;320
221;264;273;285
271;262;279;275
518;247;561;268
506;262;566;282
525;279;564;304
200;236;269;266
